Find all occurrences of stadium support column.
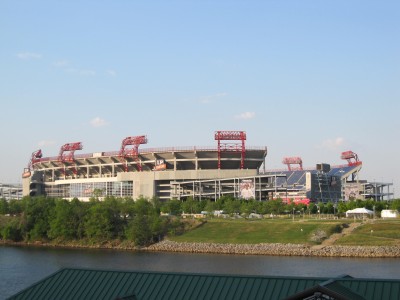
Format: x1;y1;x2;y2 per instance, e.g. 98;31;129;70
194;150;198;170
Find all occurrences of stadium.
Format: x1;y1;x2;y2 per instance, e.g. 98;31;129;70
21;131;393;203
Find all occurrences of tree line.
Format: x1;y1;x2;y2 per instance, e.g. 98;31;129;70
0;196;177;246
1;196;399;246
160;196;400;217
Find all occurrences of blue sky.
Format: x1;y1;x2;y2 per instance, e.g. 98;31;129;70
1;1;399;196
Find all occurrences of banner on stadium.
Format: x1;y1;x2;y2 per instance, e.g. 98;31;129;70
240;179;255;200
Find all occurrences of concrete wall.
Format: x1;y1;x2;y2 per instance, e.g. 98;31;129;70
117;169;259;198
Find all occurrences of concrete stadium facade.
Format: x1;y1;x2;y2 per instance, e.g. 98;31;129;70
22;146;273;201
21;133;393;202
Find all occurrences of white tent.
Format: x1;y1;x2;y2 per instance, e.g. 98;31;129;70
345;207;374;218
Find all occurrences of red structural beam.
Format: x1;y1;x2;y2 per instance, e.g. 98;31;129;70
214;131;247;141
282;156;303;171
58;142;83;163
214;130;246;169
29;149;43;170
341;150;360;166
22;149;43;178
57;142;83;176
119;135;148;171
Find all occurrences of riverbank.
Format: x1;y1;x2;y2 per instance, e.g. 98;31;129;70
2;239;400;258
145;240;400;258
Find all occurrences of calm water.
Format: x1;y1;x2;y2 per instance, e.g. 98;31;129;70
1;245;400;299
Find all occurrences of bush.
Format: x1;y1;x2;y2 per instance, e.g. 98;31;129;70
1;221;23;241
309;229;327;243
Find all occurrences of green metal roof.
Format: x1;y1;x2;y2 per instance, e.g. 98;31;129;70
7;269;324;300
7;268;400;300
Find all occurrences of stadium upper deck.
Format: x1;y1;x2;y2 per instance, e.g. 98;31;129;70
29;146;267;180
22;131;269;200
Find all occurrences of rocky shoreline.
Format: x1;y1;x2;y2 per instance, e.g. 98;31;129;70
2;240;400;258
144;240;400;258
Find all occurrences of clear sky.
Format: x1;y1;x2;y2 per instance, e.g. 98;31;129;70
1;1;399;197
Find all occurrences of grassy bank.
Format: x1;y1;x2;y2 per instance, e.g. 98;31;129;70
335;220;400;246
169;218;350;245
169;218;400;246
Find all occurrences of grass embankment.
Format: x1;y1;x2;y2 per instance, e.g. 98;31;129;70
169;218;400;246
335;220;400;246
169;218;348;245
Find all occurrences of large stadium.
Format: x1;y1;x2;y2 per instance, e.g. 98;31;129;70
21;131;393;203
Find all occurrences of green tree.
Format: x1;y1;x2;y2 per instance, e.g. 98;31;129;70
223;199;241;215
204;200;217;213
269;198;284;215
308;203;318;214
390;199;400;212
48;198;88;240
1;219;23;241
0;199;9;215
84;199;117;241
22;196;56;241
8;199;23;215
126;198;165;246
161;199;181;215
182;197;196;214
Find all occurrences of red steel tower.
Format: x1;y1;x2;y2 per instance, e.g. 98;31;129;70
282;157;303;171
58;142;83;162
214;131;246;169
341;150;361;166
22;149;43;178
119;135;148;171
58;142;83;175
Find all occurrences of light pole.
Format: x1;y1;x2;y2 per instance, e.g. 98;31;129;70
333;203;337;219
292;207;295;222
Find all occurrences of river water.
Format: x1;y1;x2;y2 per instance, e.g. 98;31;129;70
1;245;400;299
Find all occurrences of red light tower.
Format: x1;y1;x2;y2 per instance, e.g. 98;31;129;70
214;131;246;169
341;150;360;166
119;135;148;171
282;157;303;171
58;142;83;175
58;142;83;162
22;149;43;178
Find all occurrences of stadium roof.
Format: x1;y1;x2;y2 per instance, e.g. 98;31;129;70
8;268;400;300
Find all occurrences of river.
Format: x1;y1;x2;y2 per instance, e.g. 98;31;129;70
1;245;400;299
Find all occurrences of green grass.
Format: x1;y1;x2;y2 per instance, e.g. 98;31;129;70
335;220;400;246
169;218;345;245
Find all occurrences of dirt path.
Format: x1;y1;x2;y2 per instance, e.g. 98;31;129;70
311;221;364;250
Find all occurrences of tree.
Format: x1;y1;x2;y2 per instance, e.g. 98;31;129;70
0;199;9;215
8;199;23;215
182;197;196;214
48;199;76;240
204;200;217;213
223;199;241;215
22;196;56;241
390;199;400;212
85;197;123;240
125;198;165;246
1;218;22;241
161;199;181;215
269;198;284;215
48;199;88;240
